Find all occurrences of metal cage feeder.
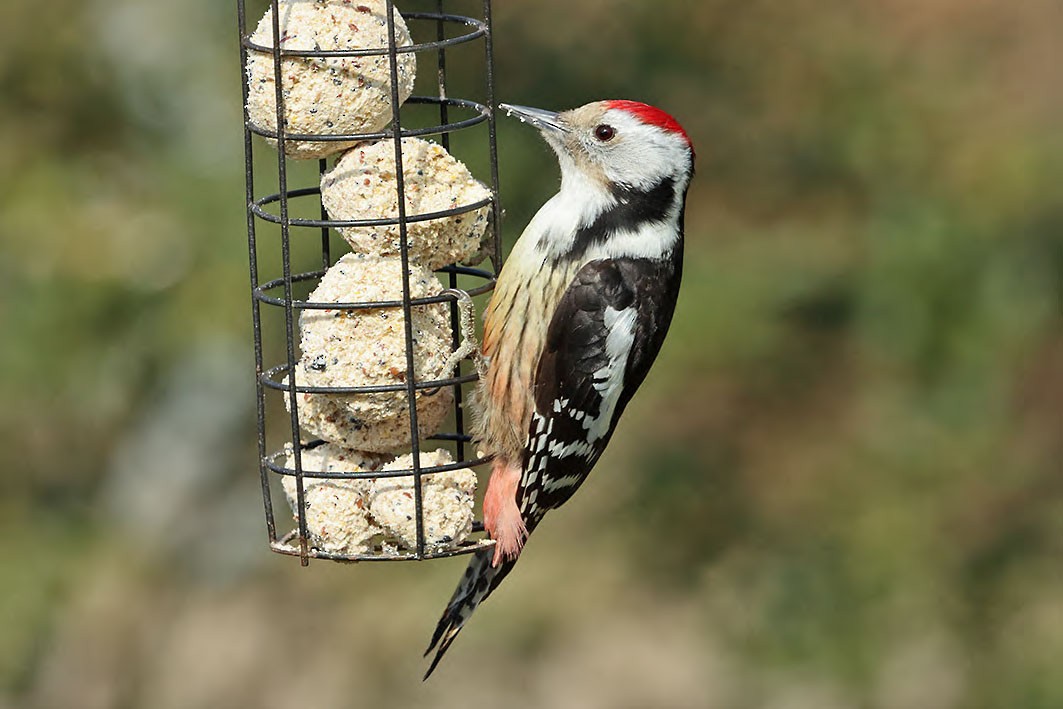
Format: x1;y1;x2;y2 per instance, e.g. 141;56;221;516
238;0;502;565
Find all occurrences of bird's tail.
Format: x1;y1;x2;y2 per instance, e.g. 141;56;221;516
423;546;519;679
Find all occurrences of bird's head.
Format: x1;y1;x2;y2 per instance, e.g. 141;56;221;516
500;100;695;194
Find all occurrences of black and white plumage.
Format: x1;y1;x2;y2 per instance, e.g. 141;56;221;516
424;100;694;678
522;253;683;515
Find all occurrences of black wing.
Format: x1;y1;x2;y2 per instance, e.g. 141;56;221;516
519;251;682;516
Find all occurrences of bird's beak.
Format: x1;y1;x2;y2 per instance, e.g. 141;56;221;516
498;103;568;135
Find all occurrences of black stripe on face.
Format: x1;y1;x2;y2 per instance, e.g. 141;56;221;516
567;176;676;260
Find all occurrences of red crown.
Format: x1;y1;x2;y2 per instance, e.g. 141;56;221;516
606;100;693;153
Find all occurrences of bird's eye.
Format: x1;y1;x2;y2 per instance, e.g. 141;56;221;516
594;124;616;142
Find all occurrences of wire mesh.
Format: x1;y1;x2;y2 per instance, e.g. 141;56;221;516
238;0;502;565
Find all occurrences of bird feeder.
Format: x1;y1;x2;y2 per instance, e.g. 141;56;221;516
238;0;502;564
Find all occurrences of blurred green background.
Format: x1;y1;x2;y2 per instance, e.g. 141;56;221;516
2;0;1061;707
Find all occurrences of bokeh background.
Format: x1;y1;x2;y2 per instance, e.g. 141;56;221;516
2;0;1061;707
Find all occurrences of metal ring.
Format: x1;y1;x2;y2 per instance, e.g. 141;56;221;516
251;190;493;229
242;12;487;59
426;432;475;443
260;362;479;395
245;96;488;143
270;529;496;562
265;446;492;480
253;265;496;310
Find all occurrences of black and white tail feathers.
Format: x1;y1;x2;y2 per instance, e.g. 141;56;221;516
423;548;520;679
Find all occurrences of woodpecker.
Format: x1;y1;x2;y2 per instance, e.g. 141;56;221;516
424;100;694;677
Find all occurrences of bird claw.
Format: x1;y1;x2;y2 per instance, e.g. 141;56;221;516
425;288;486;395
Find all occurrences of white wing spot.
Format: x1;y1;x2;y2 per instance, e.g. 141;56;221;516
581;306;637;442
547;440;595;459
542;473;586;492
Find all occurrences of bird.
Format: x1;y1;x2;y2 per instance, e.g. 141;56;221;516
424;99;695;678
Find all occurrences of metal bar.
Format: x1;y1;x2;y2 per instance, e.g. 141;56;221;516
319;158;331;269
435;3;451;155
482;0;504;274
238;0;277;548
268;0;310;565
384;0;425;559
435;0;468;465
